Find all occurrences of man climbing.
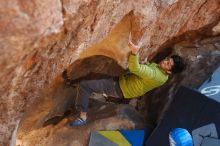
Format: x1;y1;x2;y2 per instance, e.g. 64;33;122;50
63;40;186;127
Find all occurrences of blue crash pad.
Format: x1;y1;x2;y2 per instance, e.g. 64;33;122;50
120;130;145;146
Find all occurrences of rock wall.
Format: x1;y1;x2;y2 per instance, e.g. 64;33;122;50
16;103;145;146
0;0;220;145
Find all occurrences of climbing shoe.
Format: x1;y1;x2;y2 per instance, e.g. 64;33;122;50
69;117;87;127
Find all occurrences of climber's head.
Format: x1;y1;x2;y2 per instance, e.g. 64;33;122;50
159;55;185;75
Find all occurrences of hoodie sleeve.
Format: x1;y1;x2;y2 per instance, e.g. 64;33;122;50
128;54;155;79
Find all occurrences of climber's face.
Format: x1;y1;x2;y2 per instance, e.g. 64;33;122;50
159;57;174;74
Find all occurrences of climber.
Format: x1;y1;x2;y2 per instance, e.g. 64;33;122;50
63;40;186;127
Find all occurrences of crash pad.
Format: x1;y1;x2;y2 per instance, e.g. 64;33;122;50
99;131;131;146
120;130;145;146
198;65;220;102
145;86;220;146
201;137;220;146
89;131;117;146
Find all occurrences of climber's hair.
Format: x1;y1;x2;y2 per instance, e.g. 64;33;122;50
170;55;186;74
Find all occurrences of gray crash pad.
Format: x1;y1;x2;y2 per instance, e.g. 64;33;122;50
192;123;218;146
201;137;220;146
198;65;220;103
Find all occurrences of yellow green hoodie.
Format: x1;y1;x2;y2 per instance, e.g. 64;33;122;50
119;54;168;98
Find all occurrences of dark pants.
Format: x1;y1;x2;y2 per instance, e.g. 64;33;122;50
74;78;123;112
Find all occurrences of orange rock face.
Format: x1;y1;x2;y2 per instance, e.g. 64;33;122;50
0;0;220;145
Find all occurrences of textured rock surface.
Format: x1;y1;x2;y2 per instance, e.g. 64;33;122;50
0;0;220;145
17;103;144;146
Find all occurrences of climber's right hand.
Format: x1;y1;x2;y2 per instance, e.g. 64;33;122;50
128;33;142;55
128;41;140;55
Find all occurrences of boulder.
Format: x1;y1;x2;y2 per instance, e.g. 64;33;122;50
0;0;219;145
